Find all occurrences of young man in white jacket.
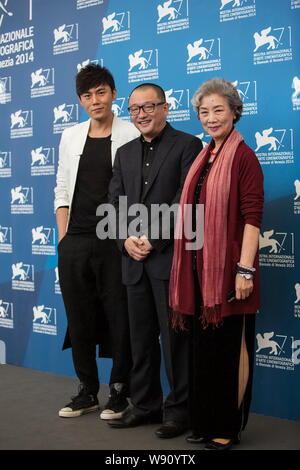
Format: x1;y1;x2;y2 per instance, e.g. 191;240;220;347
54;65;139;420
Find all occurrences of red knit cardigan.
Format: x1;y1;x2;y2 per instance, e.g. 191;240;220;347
196;140;264;317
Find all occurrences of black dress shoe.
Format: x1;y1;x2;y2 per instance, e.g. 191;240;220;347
185;434;209;444
204;438;240;451
107;409;162;428
155;420;187;439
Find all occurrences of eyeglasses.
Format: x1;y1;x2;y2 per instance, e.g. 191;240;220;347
127;102;166;116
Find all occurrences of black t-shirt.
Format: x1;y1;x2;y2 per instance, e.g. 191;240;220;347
67;135;112;234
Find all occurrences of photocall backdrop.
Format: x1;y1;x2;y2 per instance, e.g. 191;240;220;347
0;0;299;421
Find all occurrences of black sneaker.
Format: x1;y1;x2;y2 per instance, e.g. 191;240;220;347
100;383;129;420
59;384;99;418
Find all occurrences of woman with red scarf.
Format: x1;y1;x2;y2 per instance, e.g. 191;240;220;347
169;78;264;450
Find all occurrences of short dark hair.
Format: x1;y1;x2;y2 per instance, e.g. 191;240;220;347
129;83;166;102
76;64;116;96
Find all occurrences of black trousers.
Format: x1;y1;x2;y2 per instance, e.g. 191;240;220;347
58;234;131;395
126;266;189;424
190;274;256;439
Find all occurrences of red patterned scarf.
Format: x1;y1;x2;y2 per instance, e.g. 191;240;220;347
169;129;243;326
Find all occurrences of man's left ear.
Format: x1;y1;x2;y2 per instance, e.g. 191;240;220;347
112;88;117;100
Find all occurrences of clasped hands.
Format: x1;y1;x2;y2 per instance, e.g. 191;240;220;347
124;235;153;261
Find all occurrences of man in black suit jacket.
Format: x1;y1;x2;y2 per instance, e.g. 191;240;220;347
107;83;202;438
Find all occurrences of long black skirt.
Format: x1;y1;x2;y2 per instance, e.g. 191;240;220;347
189;283;256;440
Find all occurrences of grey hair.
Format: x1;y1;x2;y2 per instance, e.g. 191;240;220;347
191;78;243;123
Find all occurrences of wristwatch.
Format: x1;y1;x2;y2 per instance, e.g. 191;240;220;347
237;272;253;280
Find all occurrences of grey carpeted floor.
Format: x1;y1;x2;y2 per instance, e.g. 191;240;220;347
0;364;299;451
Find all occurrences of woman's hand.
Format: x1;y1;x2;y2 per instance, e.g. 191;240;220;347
235;273;253;300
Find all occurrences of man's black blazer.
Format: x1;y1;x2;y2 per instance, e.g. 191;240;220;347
108;123;203;285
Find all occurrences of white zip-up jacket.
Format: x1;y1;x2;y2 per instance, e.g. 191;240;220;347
54;115;139;215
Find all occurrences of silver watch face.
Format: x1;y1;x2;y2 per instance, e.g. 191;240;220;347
243;273;252;280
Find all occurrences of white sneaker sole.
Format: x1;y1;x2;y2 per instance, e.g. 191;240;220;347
59;405;99;418
100;406;128;420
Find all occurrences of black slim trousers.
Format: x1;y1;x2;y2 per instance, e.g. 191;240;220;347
58;234;131;395
126;266;189;424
